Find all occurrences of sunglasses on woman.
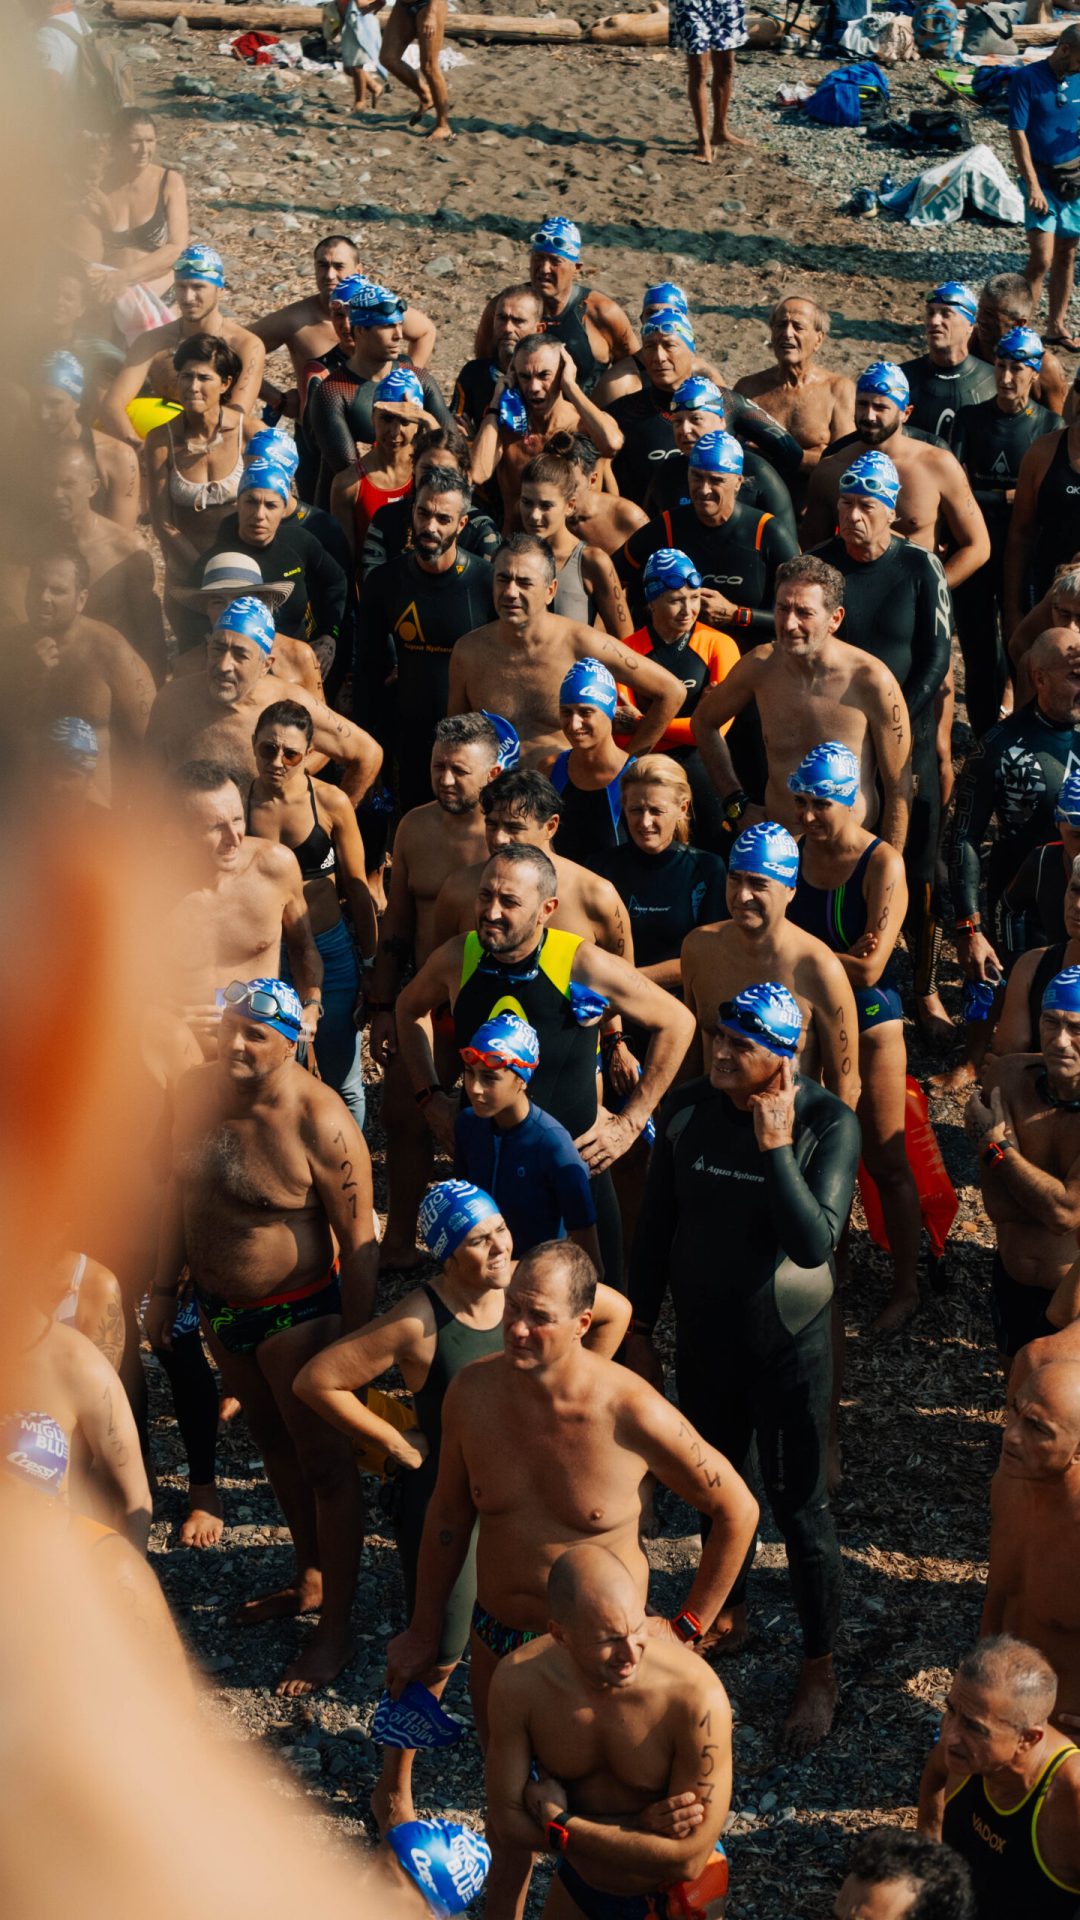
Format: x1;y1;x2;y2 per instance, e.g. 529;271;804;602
255;739;305;767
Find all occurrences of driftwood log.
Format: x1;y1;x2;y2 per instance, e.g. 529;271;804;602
588;1;810;42
106;1;583;37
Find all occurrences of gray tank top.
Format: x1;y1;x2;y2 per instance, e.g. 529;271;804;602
552;541;594;624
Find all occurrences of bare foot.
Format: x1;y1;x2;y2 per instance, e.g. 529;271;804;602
701;1603;752;1657
915;993;954;1048
872;1288;920;1335
827;1435;843;1498
780;1656;839;1756
379;1238;422;1273
693;142;714;166
179;1483;224;1548
408;96;433;125
928;1059;978;1096
425;123;454;140
714;129;753;148
233;1574;323;1627
276;1626;356;1698
219;1394;241;1424
370;1777;415;1836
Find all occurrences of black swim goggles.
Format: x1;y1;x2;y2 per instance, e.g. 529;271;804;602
716;998;779;1044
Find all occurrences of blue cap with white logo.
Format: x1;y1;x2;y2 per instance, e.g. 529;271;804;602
418;1181;501;1262
386;1820;492;1919
856;361;911;408
839;450;900;511
643;548;703;602
559;656;618;719
480;710;521;771
47;715;99;762
641;307;695;350
1056;768;1080;827
996;325;1044;370
717;982;802;1059
670;375;724;418
238;458;292;503
245;430;300;476
1043;966;1080;1016
174;244;225;287
42;351;84;401
348;283;406;327
927;280;977;323
729;819;799;887
689;429;744;476
211;594;275;654
788;740;861;807
531;216;581;262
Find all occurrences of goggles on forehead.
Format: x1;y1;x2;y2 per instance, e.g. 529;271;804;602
221;980;302;1031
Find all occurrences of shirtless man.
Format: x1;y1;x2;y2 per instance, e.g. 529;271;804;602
145;595;381;801
473;218;639;397
918;1636;1080;1911
99;245;265;450
965;964;1080;1364
448;535;683;769
691;554;912;850
562;432;648;556
367;713;503;1268
44;441;166;684
20;548;154;804
486;1544;732;1920
253;232;435;422
386;1240;757;1914
802;362;992;595
978;1367;1080;1726
680;819;860;1107
734;294;855;473
471;338;624;533
31;350;140;529
453;283;543;435
1009;556;1080;698
176;550;324;700
145;977;376;1694
163;760;323;1058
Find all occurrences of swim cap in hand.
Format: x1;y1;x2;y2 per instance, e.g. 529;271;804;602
498;387;529;436
386;1820;492;1918
1056;768;1080;827
374;1685;465;1751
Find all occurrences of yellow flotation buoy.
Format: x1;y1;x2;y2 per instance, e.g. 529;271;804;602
125;396;182;439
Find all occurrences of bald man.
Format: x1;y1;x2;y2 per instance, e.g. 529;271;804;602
486;1543;732;1920
734;295;855;475
981;1363;1080;1723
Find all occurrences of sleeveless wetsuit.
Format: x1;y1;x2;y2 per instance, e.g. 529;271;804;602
549;751;631;867
353;469;412;553
1034;428;1080;602
394;1282;505;1662
900;351;997;445
630;1075;860;1657
551;540;594;624
942;1745;1080;1919
789;839;903;1029
539;283;601;391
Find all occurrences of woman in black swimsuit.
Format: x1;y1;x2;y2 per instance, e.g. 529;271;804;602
80;109;188;311
247;700;378;1126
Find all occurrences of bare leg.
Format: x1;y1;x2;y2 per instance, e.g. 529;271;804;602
416;0;451;136
470;1633;536;1920
1048;234;1080;342
257;1320;363;1697
860;1025;923;1333
380;0;432;113
686;52;712;164
379;1052;432;1269
1026;227;1054;316
711;48;750;149
370;1660;456;1833
781;1652;839;1756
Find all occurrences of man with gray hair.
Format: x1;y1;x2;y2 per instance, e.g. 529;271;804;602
972;270;1068;415
1010;22;1080;351
733;293;855;475
901;283;997;446
918;1633;1080;1914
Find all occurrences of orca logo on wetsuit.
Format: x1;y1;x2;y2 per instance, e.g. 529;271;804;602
647;448;682;463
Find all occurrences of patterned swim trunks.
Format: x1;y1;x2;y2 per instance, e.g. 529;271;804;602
668;0;748;53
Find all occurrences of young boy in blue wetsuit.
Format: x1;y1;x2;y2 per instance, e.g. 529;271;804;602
454;1014;603;1273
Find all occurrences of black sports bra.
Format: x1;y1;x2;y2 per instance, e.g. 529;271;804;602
248;775;336;881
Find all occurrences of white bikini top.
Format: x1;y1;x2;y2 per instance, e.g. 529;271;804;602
53;1251;87;1328
168;415;244;512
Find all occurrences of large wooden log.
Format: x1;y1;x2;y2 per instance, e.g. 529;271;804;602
105;1;582;37
588;2;809;42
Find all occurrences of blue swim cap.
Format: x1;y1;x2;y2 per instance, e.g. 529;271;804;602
729;819;800;887
1;1411;69;1497
531;216;581;263
643;547;703;602
641;307;695;351
788;740;860;807
42;350;84;401
568;981;610;1025
996;325;1044;371
374;1684;464;1752
480;710;521;771
238;458;292;503
419;1181;502;1262
642;281;689;316
1043;966;1080;1016
329;272;374;309
220;976;304;1042
348;282;406;327
212;595;275;654
374;367;426;411
498;387;529;436
386;1821;492;1919
47;715;99;762
245;429;300;477
175;244;225;287
717;981;802;1059
670;375;724;418
1056;768;1080;827
927;280;977;324
559;656;618;718
839;450;900;511
689;429;744;477
856;361;911;408
462;1013;540;1083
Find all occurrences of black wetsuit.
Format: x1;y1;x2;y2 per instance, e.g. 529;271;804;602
1002;838;1070;959
538;284;603;391
202;515;348;649
354;548;493;812
453;928;622;1279
816;533;953;996
609;382;803;509
941;1744;1080;1920
952;397;1062;737
360;496;501;582
643;445;797;547
594;840;728;1053
629;1074;860;1658
451;356;500;433
549;754;629;868
616;501;798;635
1033;428;1080;602
291;498;356;705
947;702;1080;936
900;351;996;446
306;357;454;502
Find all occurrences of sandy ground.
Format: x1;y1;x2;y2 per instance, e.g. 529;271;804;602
96;10;1035;1913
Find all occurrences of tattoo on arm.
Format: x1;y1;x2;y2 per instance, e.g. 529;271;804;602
102;1382;129;1467
96;1296;125;1369
333;1126;358;1219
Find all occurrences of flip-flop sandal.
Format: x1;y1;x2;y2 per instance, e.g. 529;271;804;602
1044;332;1080;352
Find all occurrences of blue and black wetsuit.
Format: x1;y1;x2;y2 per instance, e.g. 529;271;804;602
629;1074;860;1659
947;703;1080;940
